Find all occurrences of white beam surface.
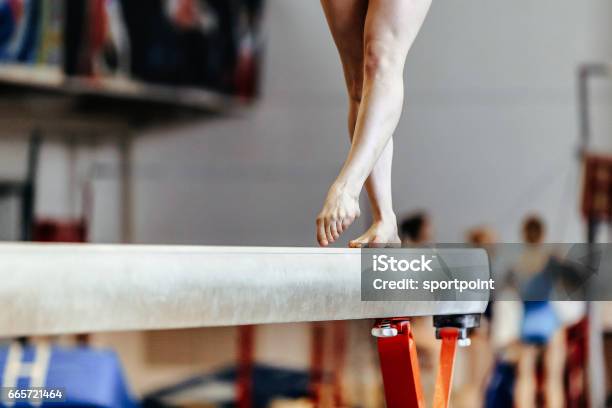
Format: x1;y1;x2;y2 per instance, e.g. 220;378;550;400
0;243;486;336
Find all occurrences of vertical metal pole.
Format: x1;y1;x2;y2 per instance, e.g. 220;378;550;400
576;63;608;408
21;130;41;242
67;134;77;219
118;132;132;243
578;66;591;157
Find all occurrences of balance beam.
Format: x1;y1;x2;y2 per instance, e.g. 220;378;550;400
0;243;487;336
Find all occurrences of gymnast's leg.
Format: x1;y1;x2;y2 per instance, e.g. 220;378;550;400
318;0;368;246
316;0;432;247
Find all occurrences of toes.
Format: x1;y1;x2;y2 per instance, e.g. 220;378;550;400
342;217;354;230
370;234;391;248
349;240;364;248
325;221;335;243
330;221;340;241
335;220;344;234
349;232;377;248
348;220;400;248
316;218;328;246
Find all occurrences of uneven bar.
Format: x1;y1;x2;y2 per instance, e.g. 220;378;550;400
0;243;487;336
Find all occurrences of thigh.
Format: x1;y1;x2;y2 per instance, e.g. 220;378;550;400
320;0;368;82
364;0;432;59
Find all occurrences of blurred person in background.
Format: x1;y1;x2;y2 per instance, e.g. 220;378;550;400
315;0;432;247
523;215;545;244
454;226;497;408
515;215;566;408
466;225;497;247
397;211;440;404
486;215;566;408
399;211;432;245
518;215;550;276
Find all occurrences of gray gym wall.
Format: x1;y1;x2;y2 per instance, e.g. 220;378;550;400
0;0;610;394
11;0;612;245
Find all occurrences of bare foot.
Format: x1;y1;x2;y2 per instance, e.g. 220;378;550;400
316;184;360;246
349;217;400;248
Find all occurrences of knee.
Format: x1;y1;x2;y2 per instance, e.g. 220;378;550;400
347;76;363;103
363;38;403;80
338;49;363;103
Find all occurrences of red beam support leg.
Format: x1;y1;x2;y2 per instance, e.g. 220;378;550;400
237;325;254;408
374;319;461;408
374;319;425;408
310;322;326;406
432;328;459;408
332;321;347;407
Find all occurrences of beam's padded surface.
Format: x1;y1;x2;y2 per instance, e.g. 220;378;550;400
0;244;487;336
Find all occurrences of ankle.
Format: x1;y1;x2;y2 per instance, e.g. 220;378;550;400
331;179;361;199
372;211;397;225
